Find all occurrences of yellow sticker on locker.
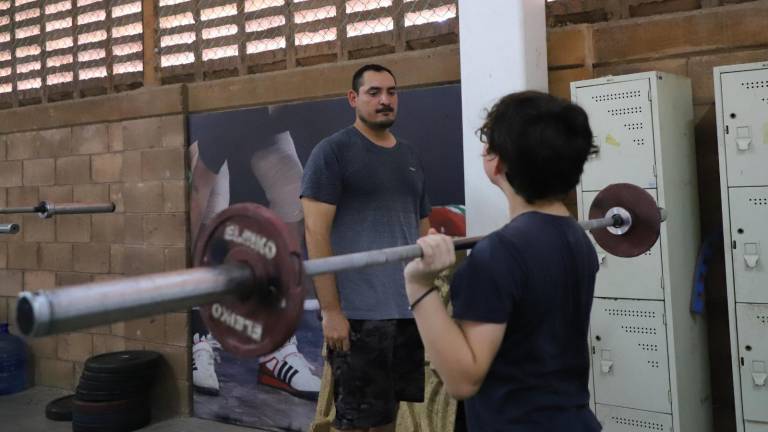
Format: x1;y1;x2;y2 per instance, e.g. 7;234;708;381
605;134;620;147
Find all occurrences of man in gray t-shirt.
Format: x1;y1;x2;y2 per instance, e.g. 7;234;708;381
301;64;430;431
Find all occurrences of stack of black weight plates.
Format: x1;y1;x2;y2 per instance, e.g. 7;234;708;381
73;350;161;432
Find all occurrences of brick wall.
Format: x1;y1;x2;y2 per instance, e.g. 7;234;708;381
0;90;190;417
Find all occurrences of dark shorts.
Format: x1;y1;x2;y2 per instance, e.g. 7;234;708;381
329;319;425;430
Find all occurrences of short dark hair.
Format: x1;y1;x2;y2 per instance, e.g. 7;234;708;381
479;91;597;204
352;64;396;93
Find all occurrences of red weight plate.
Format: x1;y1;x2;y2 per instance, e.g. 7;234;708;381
194;203;305;358
589;183;662;258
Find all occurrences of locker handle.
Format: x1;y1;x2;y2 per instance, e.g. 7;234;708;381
744;243;760;269
736;138;752;151
752;373;767;386
597;253;606;265
600;360;614;374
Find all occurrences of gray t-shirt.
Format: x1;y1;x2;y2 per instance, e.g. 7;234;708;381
301;126;431;320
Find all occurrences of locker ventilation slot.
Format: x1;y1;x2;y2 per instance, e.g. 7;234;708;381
606;308;656;318
593;90;642;102
740;80;768;89
757;315;768;325
633;138;647;146
638;343;659;352
611;416;665;431
748;197;768;206
647;360;661;368
625;122;644;131
622;325;657;335
609;106;643;116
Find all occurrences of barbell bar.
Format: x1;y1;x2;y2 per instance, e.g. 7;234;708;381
17;183;665;358
0;223;20;234
0;201;116;219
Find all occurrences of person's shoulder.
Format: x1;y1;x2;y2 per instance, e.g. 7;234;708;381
315;127;355;152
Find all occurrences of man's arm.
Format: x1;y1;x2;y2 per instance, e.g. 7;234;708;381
302;197;351;351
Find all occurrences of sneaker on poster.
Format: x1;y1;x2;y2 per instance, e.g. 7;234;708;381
259;337;321;400
192;333;221;396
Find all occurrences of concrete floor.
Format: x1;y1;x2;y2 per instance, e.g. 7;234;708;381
0;386;251;432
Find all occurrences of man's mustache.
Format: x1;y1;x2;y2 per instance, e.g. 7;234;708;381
376;107;394;113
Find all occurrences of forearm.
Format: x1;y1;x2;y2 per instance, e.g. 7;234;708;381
407;282;483;399
305;233;342;313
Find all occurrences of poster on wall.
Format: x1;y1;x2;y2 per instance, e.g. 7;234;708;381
188;84;464;431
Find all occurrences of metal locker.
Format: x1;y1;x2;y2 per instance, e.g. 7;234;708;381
736;304;768;424
595;404;673;432
581;190;663;300
745;422;768;432
573;79;657;192
729;187;768;303
590;299;671;414
721;70;768;187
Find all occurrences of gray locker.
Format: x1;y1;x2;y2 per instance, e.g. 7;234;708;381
574;72;710;432
715;60;768;432
736;304;768;424
573;79;657;192
595;404;673;432
591;299;671;414
721;69;768;187
729;187;768;303
582;190;663;300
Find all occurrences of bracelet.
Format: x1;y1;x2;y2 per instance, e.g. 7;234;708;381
409;286;439;311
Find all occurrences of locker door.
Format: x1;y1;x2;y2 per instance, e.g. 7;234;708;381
595;404;673;432
721;69;768;187
582;190;663;300
729;187;768;303
591;299;672;414
574;79;657;191
736;304;768;424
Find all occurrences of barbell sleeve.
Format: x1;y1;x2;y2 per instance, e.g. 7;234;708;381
17;264;253;337
0;223;20;234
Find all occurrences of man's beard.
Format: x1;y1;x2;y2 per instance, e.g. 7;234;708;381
359;111;396;130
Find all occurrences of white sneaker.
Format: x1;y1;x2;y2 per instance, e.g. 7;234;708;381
258;337;321;400
192;333;221;396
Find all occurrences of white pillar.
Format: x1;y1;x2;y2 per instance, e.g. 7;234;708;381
458;0;548;236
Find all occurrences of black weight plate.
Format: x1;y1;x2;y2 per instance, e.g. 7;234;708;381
84;351;161;375
73;397;150;431
77;377;153;394
80;369;155;385
75;385;148;403
45;394;74;421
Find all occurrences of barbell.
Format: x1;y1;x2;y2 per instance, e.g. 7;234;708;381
16;183;665;357
0;201;116;219
0;223;20;234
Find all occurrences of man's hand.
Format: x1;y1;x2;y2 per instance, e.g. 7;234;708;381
322;309;351;352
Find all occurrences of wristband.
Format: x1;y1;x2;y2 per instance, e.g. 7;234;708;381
409;286;438;311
